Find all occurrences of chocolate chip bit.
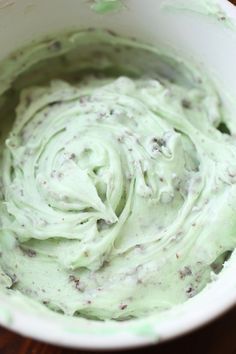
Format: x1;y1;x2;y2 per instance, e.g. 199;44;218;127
0;30;236;320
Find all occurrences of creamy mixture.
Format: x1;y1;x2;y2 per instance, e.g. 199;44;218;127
0;30;236;320
90;0;124;13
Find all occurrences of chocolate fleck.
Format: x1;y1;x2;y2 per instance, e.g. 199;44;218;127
181;99;192;109
48;40;62;51
179;266;192;279
19;246;36;257
120;304;128;310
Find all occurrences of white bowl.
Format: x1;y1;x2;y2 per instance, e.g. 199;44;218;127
0;0;236;349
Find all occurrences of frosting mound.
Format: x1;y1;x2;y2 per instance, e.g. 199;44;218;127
1;34;236;320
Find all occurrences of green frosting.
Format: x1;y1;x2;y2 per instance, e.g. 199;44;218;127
90;0;124;13
162;0;234;27
0;30;236;320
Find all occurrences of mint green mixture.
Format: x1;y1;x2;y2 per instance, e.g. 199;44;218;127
90;0;124;13
162;0;233;26
0;30;236;320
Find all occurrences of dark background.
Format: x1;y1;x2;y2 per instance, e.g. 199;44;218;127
1;0;236;352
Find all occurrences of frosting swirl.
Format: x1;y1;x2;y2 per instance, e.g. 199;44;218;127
1;31;236;320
